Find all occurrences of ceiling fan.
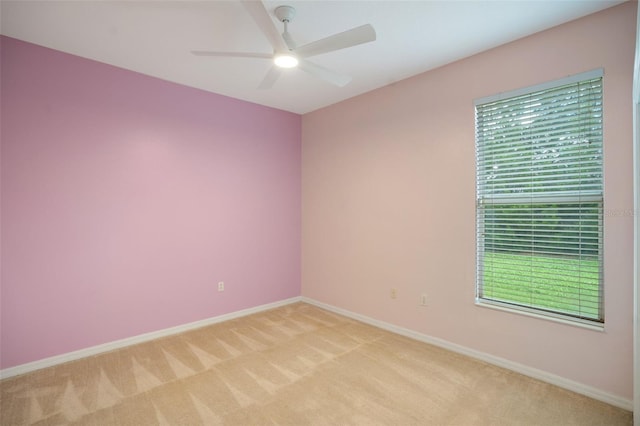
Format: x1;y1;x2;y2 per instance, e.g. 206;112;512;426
192;1;376;89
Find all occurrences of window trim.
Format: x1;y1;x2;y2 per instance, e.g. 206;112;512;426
474;69;605;329
474;69;603;107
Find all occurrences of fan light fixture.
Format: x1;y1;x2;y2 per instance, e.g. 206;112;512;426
274;54;298;68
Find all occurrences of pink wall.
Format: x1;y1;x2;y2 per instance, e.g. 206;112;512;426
302;3;635;400
0;36;301;369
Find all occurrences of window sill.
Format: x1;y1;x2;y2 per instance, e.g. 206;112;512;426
475;299;605;332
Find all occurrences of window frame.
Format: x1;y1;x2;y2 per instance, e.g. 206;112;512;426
474;69;605;329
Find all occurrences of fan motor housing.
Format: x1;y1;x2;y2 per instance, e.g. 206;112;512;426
274;5;296;23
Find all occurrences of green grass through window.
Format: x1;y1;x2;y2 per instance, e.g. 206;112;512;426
481;252;600;320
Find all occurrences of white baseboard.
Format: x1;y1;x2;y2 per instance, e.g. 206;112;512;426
0;296;302;380
301;297;633;412
2;295;632;411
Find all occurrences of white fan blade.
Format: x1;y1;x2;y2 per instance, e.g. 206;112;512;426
241;0;288;53
298;59;351;87
191;51;272;59
295;24;376;58
258;66;283;90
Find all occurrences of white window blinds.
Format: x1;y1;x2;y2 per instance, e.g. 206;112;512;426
475;70;604;325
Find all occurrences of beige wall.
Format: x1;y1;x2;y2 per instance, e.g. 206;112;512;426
302;2;636;400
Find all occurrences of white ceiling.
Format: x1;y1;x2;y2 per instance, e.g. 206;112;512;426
0;0;625;114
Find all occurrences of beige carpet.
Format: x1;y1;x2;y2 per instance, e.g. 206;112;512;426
0;302;632;425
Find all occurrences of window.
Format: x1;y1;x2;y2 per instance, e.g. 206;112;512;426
475;70;604;327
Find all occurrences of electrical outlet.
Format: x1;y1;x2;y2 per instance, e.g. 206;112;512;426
390;288;397;299
420;293;428;306
218;281;224;292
